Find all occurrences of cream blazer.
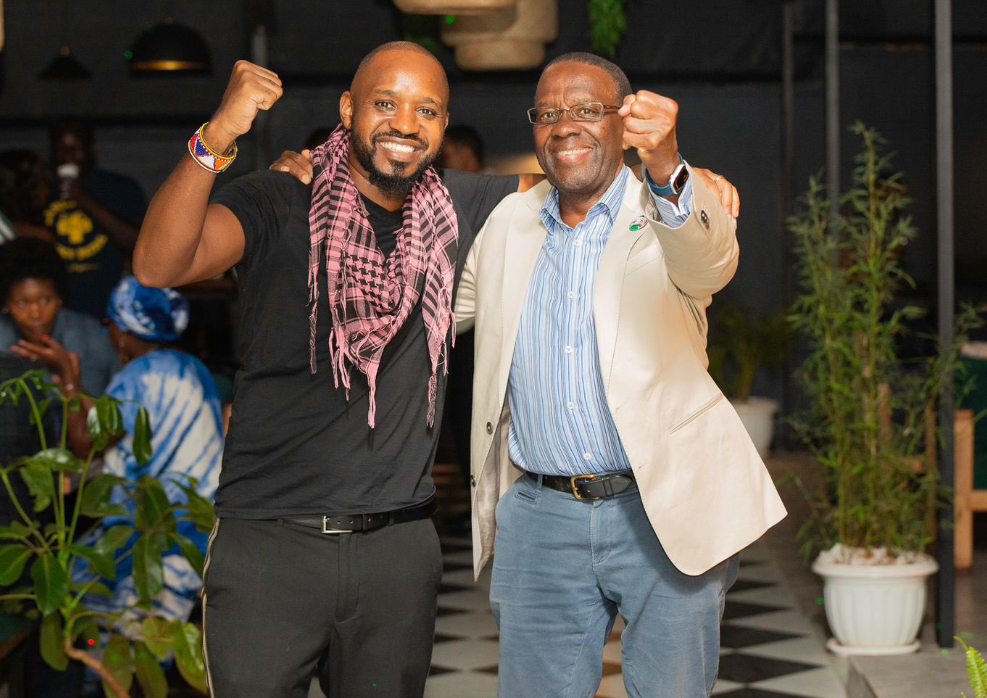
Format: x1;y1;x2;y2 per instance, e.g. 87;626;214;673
455;167;787;579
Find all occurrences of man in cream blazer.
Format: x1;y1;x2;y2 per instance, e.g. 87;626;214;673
455;53;786;697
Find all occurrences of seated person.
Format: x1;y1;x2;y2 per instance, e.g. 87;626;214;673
1;237;118;395
25;276;223;630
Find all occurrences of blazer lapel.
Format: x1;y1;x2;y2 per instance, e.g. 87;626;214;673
497;190;550;401
594;176;650;389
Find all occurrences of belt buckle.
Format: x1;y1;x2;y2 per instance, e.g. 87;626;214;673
322;516;354;534
570;474;597;500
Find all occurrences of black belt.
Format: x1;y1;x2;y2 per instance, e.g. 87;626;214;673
526;469;637;500
281;497;437;534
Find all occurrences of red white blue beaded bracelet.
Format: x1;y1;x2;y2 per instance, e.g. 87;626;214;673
188;123;237;173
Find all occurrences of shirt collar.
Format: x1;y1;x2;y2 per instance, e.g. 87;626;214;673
540;166;629;233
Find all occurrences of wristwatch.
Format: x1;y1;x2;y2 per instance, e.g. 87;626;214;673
648;156;689;198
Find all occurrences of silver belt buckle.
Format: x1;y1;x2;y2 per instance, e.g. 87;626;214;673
322;516;354;534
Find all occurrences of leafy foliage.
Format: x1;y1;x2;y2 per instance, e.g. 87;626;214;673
957;637;987;698
788;123;983;561
588;0;626;59
708;303;794;402
0;370;215;697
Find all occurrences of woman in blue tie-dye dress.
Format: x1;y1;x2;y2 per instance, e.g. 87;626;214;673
24;276;223;628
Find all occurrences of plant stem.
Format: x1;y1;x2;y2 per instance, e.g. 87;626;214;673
63;636;131;698
0;469;52;552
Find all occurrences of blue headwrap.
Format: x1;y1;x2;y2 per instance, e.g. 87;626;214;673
106;276;189;343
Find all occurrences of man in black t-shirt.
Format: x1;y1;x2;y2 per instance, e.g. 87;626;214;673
133;42;537;698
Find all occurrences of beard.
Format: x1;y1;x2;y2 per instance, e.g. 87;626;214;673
352;130;438;197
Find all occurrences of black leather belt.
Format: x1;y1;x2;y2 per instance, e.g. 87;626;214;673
526;469;637;500
281;497;437;534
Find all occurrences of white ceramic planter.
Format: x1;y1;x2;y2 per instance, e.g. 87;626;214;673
812;549;938;655
730;396;778;459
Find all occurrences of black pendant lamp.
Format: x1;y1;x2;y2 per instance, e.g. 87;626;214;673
39;46;92;80
127;19;211;75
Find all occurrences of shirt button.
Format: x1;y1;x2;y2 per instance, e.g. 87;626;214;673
486;422;493;434
567;401;575;410
583;452;592;461
567;291;576;300
565;346;573;354
574;240;582;247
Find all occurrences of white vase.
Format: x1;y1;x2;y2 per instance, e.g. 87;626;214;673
730;396;778;459
811;547;938;655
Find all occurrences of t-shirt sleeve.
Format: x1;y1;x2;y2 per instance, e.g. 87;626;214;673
210;170;300;270
440;170;519;234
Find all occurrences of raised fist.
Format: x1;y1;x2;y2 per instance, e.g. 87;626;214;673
204;60;284;151
618;90;680;186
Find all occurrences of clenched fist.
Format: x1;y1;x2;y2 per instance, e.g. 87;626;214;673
618;91;680;188
203;60;284;153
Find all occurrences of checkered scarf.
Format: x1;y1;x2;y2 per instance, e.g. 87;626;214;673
307;125;459;428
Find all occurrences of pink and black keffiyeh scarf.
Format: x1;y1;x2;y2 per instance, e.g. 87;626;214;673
307;125;459;428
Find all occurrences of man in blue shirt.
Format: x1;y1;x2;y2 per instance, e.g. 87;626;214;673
456;53;785;698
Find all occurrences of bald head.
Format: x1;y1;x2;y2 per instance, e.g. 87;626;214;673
352;41;448;100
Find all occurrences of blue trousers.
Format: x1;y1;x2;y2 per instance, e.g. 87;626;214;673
491;475;739;698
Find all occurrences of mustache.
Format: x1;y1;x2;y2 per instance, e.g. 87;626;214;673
372;130;427;149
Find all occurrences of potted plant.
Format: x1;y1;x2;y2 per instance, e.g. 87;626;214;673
707;303;793;458
788;123;981;656
0;370;214;697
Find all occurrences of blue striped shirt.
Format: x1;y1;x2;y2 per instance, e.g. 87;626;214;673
507;166;693;476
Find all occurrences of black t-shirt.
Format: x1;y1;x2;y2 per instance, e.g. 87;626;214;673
211;168;518;518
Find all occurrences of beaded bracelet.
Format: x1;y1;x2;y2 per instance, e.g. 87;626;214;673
188;123;237;173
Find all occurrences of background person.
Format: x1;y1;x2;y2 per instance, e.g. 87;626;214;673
1;237;118;395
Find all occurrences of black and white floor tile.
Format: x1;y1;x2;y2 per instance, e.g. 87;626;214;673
418;536;847;698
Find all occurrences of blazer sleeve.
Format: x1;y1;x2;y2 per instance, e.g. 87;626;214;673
646;164;739;301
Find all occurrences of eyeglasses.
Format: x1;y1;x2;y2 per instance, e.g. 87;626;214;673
526;102;621;125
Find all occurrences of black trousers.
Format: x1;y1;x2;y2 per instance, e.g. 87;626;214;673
202;517;444;698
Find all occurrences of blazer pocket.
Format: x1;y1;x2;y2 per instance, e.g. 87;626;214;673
669;393;725;434
625;244;662;275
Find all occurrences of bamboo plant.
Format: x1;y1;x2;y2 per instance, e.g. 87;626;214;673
788;122;982;562
0;370;214;698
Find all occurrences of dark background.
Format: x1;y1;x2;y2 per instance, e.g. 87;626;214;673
3;0;986;408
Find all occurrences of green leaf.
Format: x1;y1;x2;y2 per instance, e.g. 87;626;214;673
133;407;153;466
31;556;69;614
68;544;117;580
0;545;33;585
172;620;208;694
79;474;128;518
39;611;69;671
132;534;167;607
35;448;86;474
94;524;135;558
78;581;114;598
20;461;54;512
101;633;135;695
170;533;205;577
134;640;168;698
141;616;175;660
0;521;37;542
135;477;173;533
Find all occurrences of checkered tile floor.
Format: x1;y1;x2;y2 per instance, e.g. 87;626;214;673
418;535;847;698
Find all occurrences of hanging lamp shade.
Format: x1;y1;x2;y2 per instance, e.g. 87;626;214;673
395;0;515;15
39;46;92;80
128;20;211;74
441;0;557;70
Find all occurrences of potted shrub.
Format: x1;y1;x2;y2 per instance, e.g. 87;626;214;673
788;123;981;655
0;370;214;697
707;303;793;458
